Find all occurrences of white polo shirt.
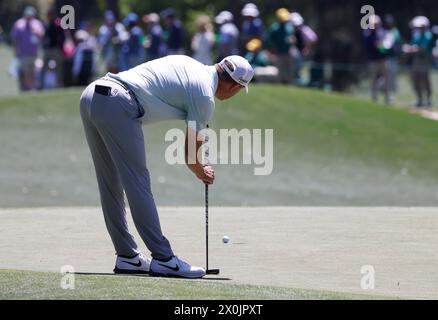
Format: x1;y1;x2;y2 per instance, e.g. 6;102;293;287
107;55;218;132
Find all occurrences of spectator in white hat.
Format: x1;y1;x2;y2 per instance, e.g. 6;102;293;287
97;10;126;74
404;16;434;107
241;3;264;54
73;30;96;86
289;12;318;84
363;14;391;105
214;11;239;61
142;13;164;61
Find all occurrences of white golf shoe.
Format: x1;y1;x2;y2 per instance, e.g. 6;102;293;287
150;256;206;279
114;252;151;274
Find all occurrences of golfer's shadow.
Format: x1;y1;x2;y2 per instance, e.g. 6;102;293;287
73;272;231;281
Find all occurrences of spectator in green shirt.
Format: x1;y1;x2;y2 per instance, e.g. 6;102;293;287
404;16;434;107
382;15;402;102
265;8;295;84
245;38;278;83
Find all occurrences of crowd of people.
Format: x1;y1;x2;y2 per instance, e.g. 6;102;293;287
363;14;438;107
8;4;319;92
7;4;438;107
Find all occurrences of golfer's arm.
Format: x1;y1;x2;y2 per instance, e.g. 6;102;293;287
185;127;205;178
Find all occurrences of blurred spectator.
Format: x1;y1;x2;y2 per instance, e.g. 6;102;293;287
382;14;401;98
404;16;434;108
33;58;44;90
214;10;239;62
363;15;391;105
72;30;96;86
433;25;438;69
433;39;438;69
142;13;164;61
120;13;145;70
98;10;126;73
240;3;264;54
10;6;45;91
42;6;65;89
244;38;278;82
265;8;294;84
43;59;57;89
289;12;318;84
0;26;4;44
78;21;98;49
61;28;76;87
161;8;185;55
191;15;215;65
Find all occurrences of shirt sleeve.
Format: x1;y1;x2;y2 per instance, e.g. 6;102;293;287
186;94;215;133
302;25;318;43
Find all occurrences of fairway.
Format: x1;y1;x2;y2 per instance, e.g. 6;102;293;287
1;206;438;299
1;86;438;207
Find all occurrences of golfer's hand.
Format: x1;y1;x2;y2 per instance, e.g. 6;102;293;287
199;165;215;185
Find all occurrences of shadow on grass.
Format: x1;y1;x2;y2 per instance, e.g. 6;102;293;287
73;272;231;281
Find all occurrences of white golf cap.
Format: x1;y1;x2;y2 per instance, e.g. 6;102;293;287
242;3;260;17
411;16;430;28
368;14;381;26
215;11;233;24
75;30;90;42
289;12;304;26
219;55;254;93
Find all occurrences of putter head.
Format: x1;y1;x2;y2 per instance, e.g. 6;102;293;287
206;269;220;275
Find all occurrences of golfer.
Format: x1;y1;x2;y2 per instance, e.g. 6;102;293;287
79;55;254;278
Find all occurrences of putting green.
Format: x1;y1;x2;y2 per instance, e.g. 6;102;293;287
1;206;437;299
0;269;385;300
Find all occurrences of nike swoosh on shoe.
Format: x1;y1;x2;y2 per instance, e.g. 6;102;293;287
158;263;179;272
122;260;142;267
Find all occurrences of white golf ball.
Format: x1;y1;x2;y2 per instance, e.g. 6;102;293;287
222;235;230;244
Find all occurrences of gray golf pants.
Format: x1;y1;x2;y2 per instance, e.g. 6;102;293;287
79;78;174;260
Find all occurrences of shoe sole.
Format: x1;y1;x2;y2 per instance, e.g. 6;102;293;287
149;270;205;279
113;267;149;275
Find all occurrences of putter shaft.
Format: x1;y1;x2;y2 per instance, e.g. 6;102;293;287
204;124;219;275
205;183;209;271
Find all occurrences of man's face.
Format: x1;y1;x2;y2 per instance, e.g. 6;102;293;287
215;81;243;101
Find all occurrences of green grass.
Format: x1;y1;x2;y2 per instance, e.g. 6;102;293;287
0;269;391;300
0;45;19;97
1;84;438;207
351;69;438;109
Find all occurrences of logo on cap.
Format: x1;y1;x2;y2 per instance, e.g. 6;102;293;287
238;77;249;84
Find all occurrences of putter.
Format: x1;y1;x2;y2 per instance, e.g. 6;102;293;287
205;183;219;275
205;124;220;275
